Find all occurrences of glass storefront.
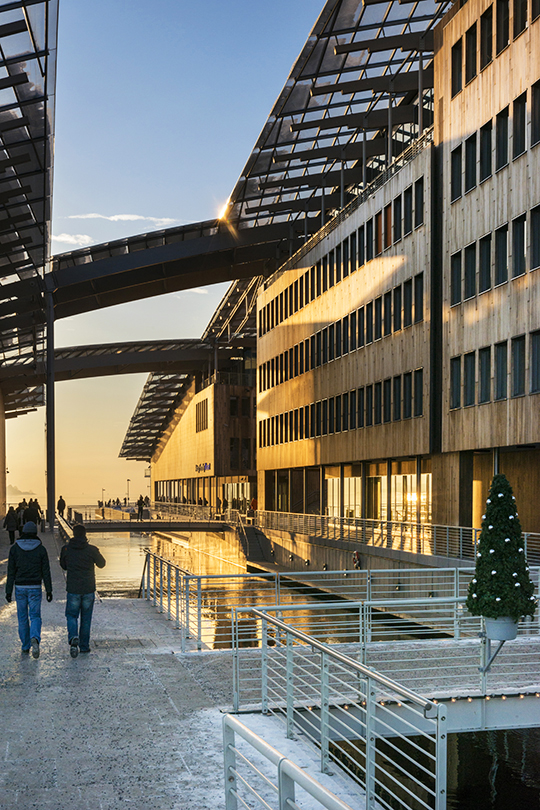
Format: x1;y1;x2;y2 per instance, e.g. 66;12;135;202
366;461;388;520
343;464;362;519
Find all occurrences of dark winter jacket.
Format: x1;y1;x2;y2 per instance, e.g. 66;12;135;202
23;506;40;524
6;535;52;597
59;536;106;594
3;509;17;531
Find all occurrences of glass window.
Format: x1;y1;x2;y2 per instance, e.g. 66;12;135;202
479;346;491;402
393;286;402;331
404;279;413;327
452;38;463;96
322;399;328;435
511;335;526;396
464;243;476;299
533;81;540;147
366;219;374;261
342;393;348;431
322;256;328;293
480;6;493;68
403;372;413;418
404;186;413;233
336;244;342;283
374;382;382;424
479;234;492;292
366;302;373;344
465;23;477;83
532;206;540;270
512;214;526;277
450;357;461;409
365;385;373;426
451;252;462;305
495;224;508;284
374;296;382;340
342;315;349;354
350;310;357;351
414;177;424;227
393;195;402;241
534;0;540;19
496;107;509;169
324;326;330;363
414;369;423;416
393;376;401;421
335;320;342;358
480;121;492;181
350;232;357;273
375;211;383;255
496;0;509;51
358;387;365;428
316;261;322;297
495;341;508;399
316;331;322;366
358;225;365;267
358;306;365;347
329;250;335;287
343;239;349;278
513;93;527;157
414;273;424;322
531;330;540;392
336;395;342;432
384;378;392;423
464;352;476;406
349;389;357;429
513;0;527;36
451;145;462;201
384;290;392;335
384;204;392;249
465;134;477;192
328;398;335;434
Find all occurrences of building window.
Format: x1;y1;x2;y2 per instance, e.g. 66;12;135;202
336;395;342;432
365;385;373;426
374;297;382;340
479;346;491;402
451;145;462;201
533;81;540;146
480;121;492;181
534;0;540;19
513;93;527;158
531;330;540;392
343;239;350;278
465;135;477;192
414;177;424;227
383;378;392;423
450;357;461;409
495;224;508;284
342;315;349;355
366;219;374;261
342;393;348;431
350;310;357;351
230;437;240;469
328;398;335;434
393;195;402;241
241;438;251;470
350;232;357;273
511;335;526;396
403;372;413;418
479;234;492;292
393;286;402;331
358;225;365;266
335;245;342;284
414;369;423;416
358;307;365;347
322;401;328;435
322;256;328;293
451;252;462;305
532;206;540;269
464;352;476;406
495;341;508;399
384;204;392;249
393;376;401;421
358;387;365;428
480;6;493;68
374;382;382;424
513;0;527;36
452;38;463;96
316;332;322;367
414;273;424;322
496;107;509;169
230;396;239;417
464;243;476;299
465;23;477;83
512;214;526;277
324;326;330;364
366;302;373;344
329;251;335;287
349;389;356;429
404;279;413;327
335;320;342;358
196;399;208;432
384;291;392;336
404;186;413;234
496;0;509;51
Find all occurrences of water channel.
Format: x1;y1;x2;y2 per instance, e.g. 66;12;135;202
91;528;540;808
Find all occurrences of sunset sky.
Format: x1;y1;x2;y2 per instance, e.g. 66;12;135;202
5;0;323;507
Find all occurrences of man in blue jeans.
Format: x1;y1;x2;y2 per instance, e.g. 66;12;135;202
59;523;106;658
5;521;53;658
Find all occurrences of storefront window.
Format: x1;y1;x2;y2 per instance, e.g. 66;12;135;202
366;462;387;520
343;464;362;519
325;466;341;517
421;458;432;524
391;459;417;522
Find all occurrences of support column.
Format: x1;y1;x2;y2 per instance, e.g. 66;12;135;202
45;287;55;529
387;94;393;167
418;51;424;135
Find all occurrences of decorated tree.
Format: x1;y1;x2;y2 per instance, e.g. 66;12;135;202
466;473;536;622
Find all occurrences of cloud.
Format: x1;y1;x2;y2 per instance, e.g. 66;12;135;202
67;213;178;228
52;233;94;247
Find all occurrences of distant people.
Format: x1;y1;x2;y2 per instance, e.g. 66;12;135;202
3;506;18;544
198;497;203;506
137;495;144;521
57;496;66;518
23;500;40;526
250;496;258;511
16;503;25;537
123;497;127;507
5;521;53;658
222;497;228;511
60;524;106;658
144;496;150;507
216;496;221;513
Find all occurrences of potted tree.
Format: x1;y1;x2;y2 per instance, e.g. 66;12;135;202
466;473;536;641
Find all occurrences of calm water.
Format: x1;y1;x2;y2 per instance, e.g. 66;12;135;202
91;528;540;808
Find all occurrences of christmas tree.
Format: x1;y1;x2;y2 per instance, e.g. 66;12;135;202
466;473;536;622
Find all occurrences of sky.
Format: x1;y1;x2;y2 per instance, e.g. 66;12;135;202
5;0;324;507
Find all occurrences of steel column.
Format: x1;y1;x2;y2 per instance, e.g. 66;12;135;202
45;287;55;528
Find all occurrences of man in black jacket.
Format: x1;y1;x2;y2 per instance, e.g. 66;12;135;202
59;524;106;658
5;521;53;658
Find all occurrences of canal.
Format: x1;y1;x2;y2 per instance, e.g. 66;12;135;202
91;528;540;809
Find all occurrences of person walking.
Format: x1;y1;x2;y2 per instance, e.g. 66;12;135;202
3;506;18;544
23;499;40;526
59;524;106;658
137;495;144;521
5;521;53;657
57;495;66;518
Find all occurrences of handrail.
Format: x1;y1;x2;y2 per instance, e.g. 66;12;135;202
250;607;437;714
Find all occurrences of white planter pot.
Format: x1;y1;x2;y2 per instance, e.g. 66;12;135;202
484;616;518;641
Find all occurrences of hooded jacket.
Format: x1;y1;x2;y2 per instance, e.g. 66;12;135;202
59;536;106;594
6;535;52;597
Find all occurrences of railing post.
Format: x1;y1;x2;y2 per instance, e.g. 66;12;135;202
435;704;448;810
320;651;331;774
261;616;268;714
232;609;239;712
175;568;180;630
223;719;238;810
365;676;376;805
152;555;157;607
167;562;171;620
278;761;295;810
286;633;294;739
185;577;191;639
159;558;163;613
197;578;202;651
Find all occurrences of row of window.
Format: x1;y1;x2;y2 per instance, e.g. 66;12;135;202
259;370;424;448
259;274;424;393
195;399;208;433
451;0;540;98
451;82;540;202
258;177;425;337
450;205;540;304
450;331;540;409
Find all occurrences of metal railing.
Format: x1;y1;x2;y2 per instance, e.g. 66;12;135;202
223;714;356;810
247;609;447;810
200;369;256;390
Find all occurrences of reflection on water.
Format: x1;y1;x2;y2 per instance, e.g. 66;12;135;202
93;530;151;596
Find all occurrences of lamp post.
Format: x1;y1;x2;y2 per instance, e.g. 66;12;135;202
101;488;105;507
127;479;130;506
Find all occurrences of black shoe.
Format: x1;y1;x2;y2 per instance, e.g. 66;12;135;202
30;638;40;659
79;649;91;654
21;648;30;655
70;637;79;659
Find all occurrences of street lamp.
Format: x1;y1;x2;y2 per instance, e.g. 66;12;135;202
101;488;105;507
127;479;130;506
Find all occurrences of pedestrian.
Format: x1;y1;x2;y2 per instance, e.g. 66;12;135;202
5;521;53;658
59;524;106;658
23;499;40;525
137;495;144;521
16;502;25;537
3;506;18;544
57;495;66;518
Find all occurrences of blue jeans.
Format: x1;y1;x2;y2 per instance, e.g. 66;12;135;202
15;586;42;650
65;592;95;651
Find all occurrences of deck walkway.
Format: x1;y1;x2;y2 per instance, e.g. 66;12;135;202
0;528;363;810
